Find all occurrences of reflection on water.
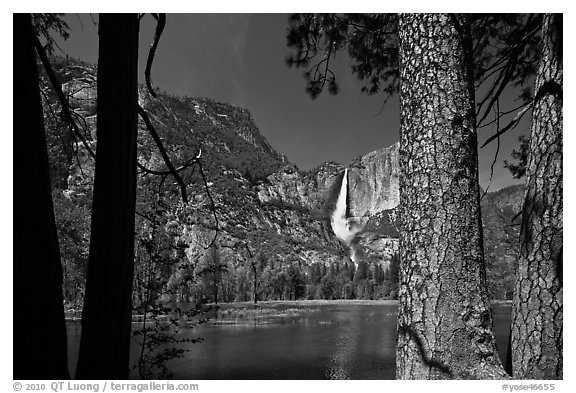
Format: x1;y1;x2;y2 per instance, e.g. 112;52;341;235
67;301;511;380
177;303;402;379
326;315;358;379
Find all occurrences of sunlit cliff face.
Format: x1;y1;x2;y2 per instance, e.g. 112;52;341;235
330;168;363;261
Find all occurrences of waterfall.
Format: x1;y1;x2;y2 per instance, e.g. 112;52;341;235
330;169;361;250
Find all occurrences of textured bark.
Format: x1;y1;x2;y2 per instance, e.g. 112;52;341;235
13;13;70;379
511;14;563;380
396;14;507;380
75;14;139;379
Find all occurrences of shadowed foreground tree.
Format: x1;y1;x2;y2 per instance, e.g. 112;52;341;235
511;13;562;380
13;13;70;379
395;14;507;379
75;14;139;379
35;13;212;378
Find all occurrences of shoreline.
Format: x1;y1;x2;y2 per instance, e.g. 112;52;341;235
65;298;512;323
217;299;399;308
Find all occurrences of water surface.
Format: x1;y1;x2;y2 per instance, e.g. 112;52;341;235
67;301;511;379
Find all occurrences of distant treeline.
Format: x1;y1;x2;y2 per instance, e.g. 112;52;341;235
184;253;401;305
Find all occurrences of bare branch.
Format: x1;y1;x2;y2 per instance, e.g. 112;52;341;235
137;155;198;176
137;104;188;204
480;102;533;148
476;58;517;126
480;97;501;201
135;210;155;223
34;35;97;161
39;87;74;160
475;62;506;89
156;173;169;196
478;101;531;129
144;13;166;98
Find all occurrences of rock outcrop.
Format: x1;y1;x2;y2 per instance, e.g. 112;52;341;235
348;143;400;218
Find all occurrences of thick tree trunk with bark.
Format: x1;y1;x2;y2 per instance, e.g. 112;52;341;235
13;13;70;379
511;13;563;380
76;14;139;379
396;14;507;380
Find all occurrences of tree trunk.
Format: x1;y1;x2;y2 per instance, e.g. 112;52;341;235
254;273;258;304
511;13;562;380
13;13;70;380
396;14;507;380
76;14;139;379
214;278;219;306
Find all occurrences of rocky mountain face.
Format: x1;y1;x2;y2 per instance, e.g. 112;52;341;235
256;143;401;269
348;144;400;217
43;59;351;297
481;185;524;299
44;57;520;303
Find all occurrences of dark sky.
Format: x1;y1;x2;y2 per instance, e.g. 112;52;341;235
57;13;527;190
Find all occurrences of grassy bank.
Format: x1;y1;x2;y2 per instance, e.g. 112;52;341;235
217;299;397;308
210;299;398;320
66;299;509;323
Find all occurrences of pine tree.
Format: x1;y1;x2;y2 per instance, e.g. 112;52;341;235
511;13;562;380
75;14;139;379
13;13;70;379
396;14;507;379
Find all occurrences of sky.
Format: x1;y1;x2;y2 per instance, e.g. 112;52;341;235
56;13;527;190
